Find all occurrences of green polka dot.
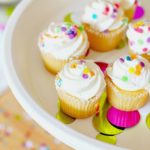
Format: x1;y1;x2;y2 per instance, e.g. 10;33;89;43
55;27;61;33
146;113;150;129
64;13;74;24
56;110;75;124
79;25;84;31
122;76;128;82
93;93;123;135
138;39;144;45
96;134;117;145
6;6;15;17
122;18;129;25
56;100;75;124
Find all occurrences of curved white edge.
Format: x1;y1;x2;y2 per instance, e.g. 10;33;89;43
1;0;127;150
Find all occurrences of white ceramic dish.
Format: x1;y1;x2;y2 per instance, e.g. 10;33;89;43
2;0;150;149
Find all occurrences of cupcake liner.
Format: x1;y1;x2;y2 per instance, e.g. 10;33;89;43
107;107;140;128
41;53;85;74
56;89;101;119
83;18;128;52
106;76;149;111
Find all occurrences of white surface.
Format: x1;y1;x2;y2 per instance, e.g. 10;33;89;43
2;0;150;150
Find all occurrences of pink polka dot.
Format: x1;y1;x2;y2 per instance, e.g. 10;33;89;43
143;48;148;52
134;28;143;33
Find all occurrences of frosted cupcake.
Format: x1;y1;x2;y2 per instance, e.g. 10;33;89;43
106;55;150;111
82;0;128;52
55;60;106;118
127;21;150;62
38;22;89;74
108;0;136;21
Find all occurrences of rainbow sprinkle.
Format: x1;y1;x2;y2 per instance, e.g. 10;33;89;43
55;23;84;39
70;61;95;79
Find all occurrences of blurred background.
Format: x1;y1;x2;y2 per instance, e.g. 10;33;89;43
0;1;71;150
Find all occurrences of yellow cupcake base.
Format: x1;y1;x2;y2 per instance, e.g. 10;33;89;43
41;53;85;74
106;76;149;111
57;89;100;119
83;22;127;52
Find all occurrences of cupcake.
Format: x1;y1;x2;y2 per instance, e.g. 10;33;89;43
38;22;89;74
127;21;150;62
55;60;106;118
107;0;136;21
106;55;150;111
82;0;128;52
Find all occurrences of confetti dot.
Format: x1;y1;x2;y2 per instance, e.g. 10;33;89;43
122;76;128;82
90;71;95;77
0;23;6;32
14;114;22;121
134;28;143;33
138;39;144;45
6;6;15;17
129;40;135;46
135;64;142;76
126;56;131;61
61;27;67;31
131;54;137;60
0;124;5;131
83;68;90;74
143;48;148;52
82;74;88;79
140;61;145;68
71;63;77;68
80;60;86;64
55;27;61;33
5;127;13;136
57;79;62;87
23;140;33;149
147;37;150;43
129;68;135;74
40;144;50;150
119;58;124;63
133;21;144;28
146;113;150;129
92;13;98;19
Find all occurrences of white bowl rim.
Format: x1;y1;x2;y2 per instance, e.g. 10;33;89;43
1;0;126;149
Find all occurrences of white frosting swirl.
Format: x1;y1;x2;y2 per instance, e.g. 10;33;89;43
38;22;89;60
127;21;150;55
107;56;150;92
82;0;125;32
55;60;106;101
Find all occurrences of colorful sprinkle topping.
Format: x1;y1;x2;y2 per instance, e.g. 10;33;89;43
70;60;95;79
56;77;63;87
119;56;146;81
122;76;128;82
126;56;131;61
92;13;98;19
54;22;84;39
